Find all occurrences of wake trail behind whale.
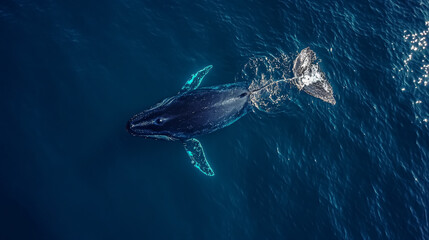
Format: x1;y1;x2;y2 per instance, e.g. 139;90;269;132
238;48;336;113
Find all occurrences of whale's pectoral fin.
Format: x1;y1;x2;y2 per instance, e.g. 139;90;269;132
183;138;214;176
181;65;213;92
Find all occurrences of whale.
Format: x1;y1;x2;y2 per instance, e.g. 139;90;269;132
127;48;335;176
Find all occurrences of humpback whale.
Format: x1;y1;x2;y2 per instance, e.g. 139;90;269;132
127;48;335;176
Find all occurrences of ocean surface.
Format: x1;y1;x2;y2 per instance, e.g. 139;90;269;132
1;0;428;239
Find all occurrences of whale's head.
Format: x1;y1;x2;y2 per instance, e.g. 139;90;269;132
126;97;178;141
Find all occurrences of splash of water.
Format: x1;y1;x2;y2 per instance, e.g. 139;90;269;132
237;48;335;113
236;53;295;113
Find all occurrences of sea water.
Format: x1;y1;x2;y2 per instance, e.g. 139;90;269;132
0;0;428;239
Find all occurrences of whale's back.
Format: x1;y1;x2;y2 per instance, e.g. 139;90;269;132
158;82;250;139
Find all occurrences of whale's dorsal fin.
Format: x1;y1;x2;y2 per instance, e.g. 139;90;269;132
183;138;214;176
181;65;213;92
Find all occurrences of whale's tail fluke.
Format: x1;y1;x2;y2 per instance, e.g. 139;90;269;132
248;47;335;113
291;47;336;105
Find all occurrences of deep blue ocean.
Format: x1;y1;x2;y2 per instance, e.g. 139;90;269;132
1;0;429;239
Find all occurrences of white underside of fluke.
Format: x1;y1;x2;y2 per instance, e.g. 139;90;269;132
292;47;336;105
300;65;323;86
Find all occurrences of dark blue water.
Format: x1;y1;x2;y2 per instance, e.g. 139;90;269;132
1;0;428;239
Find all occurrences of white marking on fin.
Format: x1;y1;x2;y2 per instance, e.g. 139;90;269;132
181;65;213;92
183;138;214;176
